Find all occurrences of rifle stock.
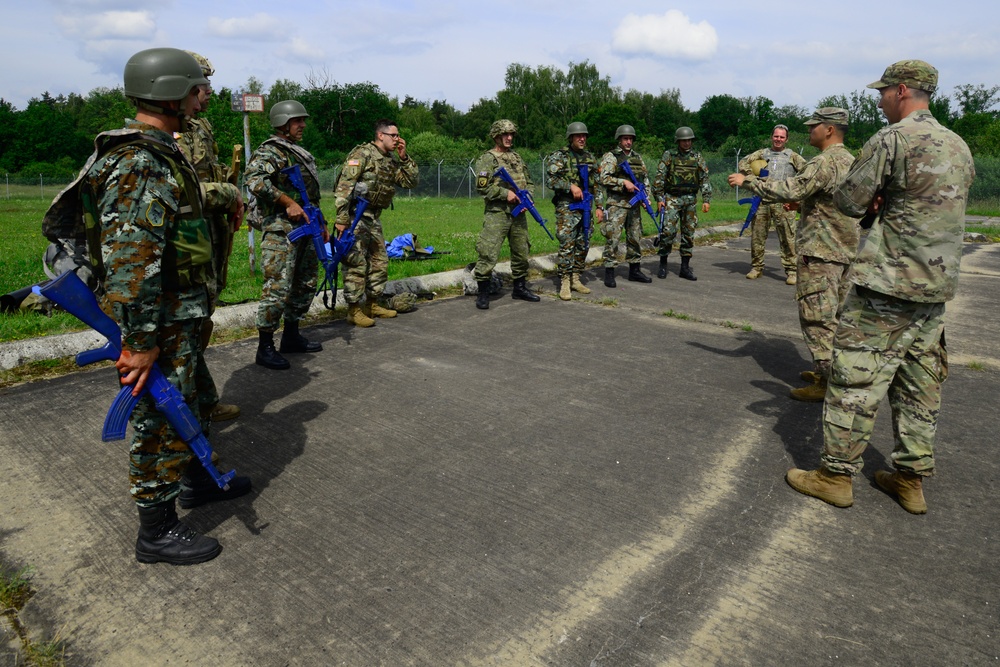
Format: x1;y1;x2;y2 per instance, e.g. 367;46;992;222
493;167;554;240
34;271;235;490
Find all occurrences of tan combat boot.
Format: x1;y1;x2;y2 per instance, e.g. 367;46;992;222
875;469;927;514
746;268;762;280
209;403;241;422
347;303;375;328
559;276;572;301
790;376;828;402
786;272;798;285
365;302;397;319
786;467;853;507
570;274;591;294
800;370;820;383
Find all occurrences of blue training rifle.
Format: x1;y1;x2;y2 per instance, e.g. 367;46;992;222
738;167;769;237
568;163;594;252
618;160;661;234
34;271;235;490
493;167;554;240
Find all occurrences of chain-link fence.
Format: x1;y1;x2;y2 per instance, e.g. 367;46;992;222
6;154;1000;205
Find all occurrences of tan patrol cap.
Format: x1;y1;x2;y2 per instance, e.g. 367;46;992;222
867;59;938;94
804;107;850;126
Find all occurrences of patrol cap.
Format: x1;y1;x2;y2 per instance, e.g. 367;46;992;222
867;60;938;94
804;107;850;126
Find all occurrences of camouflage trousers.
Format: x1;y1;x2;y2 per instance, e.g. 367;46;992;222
821;287;948;477
128;317;214;506
256;227;319;332
750;203;797;274
796;255;852;376
600;205;643;268
343;217;388;305
554;203;591;276
474;211;531;281
658;195;698;257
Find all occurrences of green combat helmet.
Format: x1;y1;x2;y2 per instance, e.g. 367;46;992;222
615;124;636;140
675;126;696;141
123;48;207;127
269;100;309;128
489;119;518;139
184;51;215;78
566;121;589;138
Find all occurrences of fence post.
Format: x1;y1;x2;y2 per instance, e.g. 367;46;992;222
436;159;444;197
468;160;475;199
734;149;741;201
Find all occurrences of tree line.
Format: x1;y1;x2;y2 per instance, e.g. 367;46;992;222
2;60;998;179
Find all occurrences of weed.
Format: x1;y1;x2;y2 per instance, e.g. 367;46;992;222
967;361;985;371
596;297;618;307
663;309;692;320
0;565;34;610
741;323;753;332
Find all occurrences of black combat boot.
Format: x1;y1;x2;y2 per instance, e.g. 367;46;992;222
604;267;616;288
628;263;652;283
255;331;290;370
679;256;697;281
135;500;221;565
511;277;540;302
657;255;669;279
476;280;491;310
279;320;322;353
178;460;253;509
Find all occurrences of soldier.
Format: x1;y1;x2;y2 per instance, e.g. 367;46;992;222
653;127;712;281
245;100;326;370
334;119;419;327
472;119;541;309
546;121;603;300
785;61;975;515
175;51;243;421
598;124;653;287
728;108;861;402
738;125;807;284
85;48;251;564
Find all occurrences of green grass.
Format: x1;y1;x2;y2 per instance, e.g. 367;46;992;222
0;565;34;610
967;361;985;371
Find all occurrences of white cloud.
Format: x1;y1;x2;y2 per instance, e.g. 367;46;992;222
56;10;154;39
277;36;325;62
611;10;718;61
206;13;281;40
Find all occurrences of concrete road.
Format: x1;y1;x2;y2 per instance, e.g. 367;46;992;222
2;239;998;666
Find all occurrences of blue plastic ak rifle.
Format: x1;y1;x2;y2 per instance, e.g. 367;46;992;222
738;167;769;237
493;167;554;240
283;165;336;303
618;160;661;234
568;163;594;252
33;271;235;490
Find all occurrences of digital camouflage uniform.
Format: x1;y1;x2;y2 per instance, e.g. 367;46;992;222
334;142;419;304
84;119;214;506
175;116;240;302
245;135;321;333
822;108;975;477
739;147;806;275
743;143;860;376
653;148;711;257
546;145;598;276
473;147;533;281
598;147;651;268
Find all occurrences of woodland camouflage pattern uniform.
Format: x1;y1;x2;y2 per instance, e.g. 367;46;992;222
739;144;806;277
474;141;534;282
653;146;711;257
741;108;860;379
821;63;975;478
85;119;215;505
245;136;321;333
598;146;651;268
546;144;598;277
334;142;419;305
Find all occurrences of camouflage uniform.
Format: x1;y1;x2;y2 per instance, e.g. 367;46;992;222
245;135;321;333
821;108;975;477
743;143;860;376
546;145;598;276
84;119;213;506
653;148;711;257
334;142;419;304
473;147;533;281
598;147;651;268
739;147;806;275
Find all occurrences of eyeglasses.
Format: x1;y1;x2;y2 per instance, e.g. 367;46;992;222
380;132;400;138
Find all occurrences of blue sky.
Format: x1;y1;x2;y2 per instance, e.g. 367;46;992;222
3;0;998;114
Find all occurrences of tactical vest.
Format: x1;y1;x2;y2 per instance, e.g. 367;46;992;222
763;149;797;181
348;143;399;211
666;152;701;195
42;129;210;289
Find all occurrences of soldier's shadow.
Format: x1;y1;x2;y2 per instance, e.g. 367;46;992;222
687;333;889;472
